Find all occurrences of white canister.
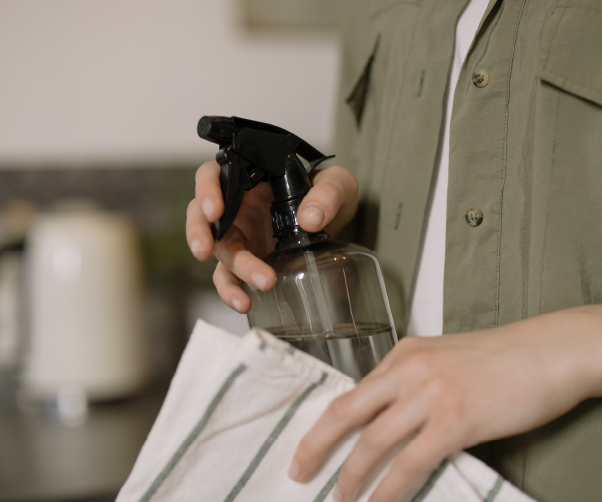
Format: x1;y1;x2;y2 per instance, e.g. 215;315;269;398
22;205;148;401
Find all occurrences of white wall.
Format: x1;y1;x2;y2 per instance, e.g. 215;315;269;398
0;0;340;168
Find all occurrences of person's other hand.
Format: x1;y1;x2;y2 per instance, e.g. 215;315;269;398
288;306;602;502
186;161;359;314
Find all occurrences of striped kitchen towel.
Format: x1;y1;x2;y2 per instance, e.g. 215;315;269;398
116;319;536;502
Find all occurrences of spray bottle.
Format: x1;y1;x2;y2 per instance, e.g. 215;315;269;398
197;116;397;380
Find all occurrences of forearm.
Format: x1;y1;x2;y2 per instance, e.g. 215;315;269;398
498;304;602;402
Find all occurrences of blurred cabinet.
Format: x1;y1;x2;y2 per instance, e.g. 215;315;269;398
0;390;165;502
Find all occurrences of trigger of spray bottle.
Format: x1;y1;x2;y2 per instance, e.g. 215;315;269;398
197;115;332;242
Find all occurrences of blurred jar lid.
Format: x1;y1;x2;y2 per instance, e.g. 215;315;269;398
0;200;37;246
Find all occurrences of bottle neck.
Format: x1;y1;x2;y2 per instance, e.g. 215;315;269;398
268;153;330;250
270;152;320;234
274;227;330;251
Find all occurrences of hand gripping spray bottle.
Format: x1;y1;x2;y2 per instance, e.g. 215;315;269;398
198;116;397;380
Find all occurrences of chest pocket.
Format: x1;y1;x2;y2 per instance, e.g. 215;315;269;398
538;1;602;107
530;0;602;316
344;0;419;128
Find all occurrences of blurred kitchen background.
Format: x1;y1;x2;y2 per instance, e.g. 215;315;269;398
0;1;340;500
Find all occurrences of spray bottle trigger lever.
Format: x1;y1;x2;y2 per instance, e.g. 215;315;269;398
211;148;269;242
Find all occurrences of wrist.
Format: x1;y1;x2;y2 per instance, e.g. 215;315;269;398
543;306;602;401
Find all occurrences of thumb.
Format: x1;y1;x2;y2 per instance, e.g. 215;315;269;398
297;166;359;234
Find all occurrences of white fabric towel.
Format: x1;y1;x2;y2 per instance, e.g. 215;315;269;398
117;320;536;502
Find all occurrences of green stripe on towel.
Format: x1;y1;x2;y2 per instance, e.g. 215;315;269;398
484;475;504;502
313;464;343;502
411;459;449;502
138;363;248;502
223;372;329;502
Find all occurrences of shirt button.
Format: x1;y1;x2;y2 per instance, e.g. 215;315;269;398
472;69;490;88
465;208;483;227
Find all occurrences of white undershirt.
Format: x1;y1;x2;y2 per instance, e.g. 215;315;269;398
405;0;490;337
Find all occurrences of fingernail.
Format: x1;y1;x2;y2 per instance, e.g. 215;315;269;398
203;199;215;220
301;206;324;226
251;272;267;290
288;460;301;481
333;486;344;502
232;299;242;313
190;239;200;257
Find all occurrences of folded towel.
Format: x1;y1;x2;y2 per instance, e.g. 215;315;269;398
117;320;536;502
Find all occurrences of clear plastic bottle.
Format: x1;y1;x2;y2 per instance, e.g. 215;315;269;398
243;229;397;381
197;115;398;380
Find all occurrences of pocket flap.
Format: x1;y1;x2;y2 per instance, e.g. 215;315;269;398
538;4;602;107
346;35;381;127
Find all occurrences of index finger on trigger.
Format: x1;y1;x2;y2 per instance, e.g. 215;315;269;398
297;166;359;234
214;232;277;293
186;199;215;261
195;161;225;223
288;377;395;483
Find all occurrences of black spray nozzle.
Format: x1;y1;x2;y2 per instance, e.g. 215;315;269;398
197;116;237;146
197;116;334;242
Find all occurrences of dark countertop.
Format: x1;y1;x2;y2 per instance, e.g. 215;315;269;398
0;388;166;502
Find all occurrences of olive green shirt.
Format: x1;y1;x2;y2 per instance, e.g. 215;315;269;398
335;0;602;500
